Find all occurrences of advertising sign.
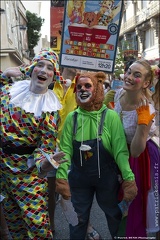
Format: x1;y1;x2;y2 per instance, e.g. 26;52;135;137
50;1;64;54
111;79;123;90
59;0;123;73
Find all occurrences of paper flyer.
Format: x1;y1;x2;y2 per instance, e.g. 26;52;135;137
59;0;123;73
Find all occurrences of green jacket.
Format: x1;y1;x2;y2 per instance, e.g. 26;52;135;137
56;104;135;181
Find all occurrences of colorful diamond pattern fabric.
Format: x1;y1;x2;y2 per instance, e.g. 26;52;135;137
0;84;60;239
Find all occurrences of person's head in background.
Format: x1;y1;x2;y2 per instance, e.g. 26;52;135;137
119;74;124;81
103;79;111;95
61;67;78;92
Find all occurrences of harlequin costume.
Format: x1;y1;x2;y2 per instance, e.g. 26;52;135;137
0;49;63;240
0;70;14;88
104;88;160;237
55;71;137;239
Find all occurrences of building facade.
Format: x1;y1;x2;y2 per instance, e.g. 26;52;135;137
119;0;160;66
22;0;50;55
0;0;50;71
0;1;29;70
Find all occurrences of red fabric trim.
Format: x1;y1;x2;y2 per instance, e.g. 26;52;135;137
118;146;151;228
138;147;151;228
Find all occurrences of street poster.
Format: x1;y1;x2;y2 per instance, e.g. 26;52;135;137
50;1;64;54
59;0;123;73
111;79;124;90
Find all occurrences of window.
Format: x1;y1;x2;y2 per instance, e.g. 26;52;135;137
142;0;148;9
123;10;126;23
133;2;138;16
145;28;155;48
5;1;12;41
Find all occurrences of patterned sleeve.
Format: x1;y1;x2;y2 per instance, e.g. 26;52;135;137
33;111;60;172
0;72;13;87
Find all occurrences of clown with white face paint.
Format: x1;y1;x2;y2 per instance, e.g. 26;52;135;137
0;48;67;239
29;59;55;93
56;71;137;239
75;72;106;111
76;77;94;103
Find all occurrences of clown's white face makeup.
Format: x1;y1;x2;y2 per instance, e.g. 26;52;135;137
124;63;150;92
30;60;54;94
76;77;94;103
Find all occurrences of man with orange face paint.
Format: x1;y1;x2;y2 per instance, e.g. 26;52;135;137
0;48;67;240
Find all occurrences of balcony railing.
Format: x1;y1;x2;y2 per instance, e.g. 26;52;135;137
148;1;160;17
120;16;137;35
120;2;159;35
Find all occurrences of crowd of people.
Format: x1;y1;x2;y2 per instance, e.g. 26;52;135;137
0;48;159;240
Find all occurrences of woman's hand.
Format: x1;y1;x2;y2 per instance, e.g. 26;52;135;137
136;97;155;125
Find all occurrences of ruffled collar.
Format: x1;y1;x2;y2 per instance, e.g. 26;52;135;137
9;80;62;117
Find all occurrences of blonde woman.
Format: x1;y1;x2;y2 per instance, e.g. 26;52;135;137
105;59;160;238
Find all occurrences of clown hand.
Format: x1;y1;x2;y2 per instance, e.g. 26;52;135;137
2;65;27;78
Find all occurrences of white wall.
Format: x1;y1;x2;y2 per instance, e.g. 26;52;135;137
126;1;134;19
